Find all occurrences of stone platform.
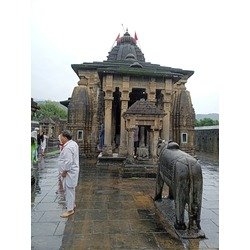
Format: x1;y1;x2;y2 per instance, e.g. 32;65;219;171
154;198;206;241
97;153;157;178
32;153;219;249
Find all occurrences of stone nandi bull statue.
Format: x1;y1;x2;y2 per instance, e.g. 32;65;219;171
154;140;203;232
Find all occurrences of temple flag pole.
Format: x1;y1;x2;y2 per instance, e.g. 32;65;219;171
121;24;125;33
134;31;141;48
110;33;120;51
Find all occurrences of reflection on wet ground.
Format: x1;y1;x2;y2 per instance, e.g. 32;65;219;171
31;153;219;249
197;152;219;168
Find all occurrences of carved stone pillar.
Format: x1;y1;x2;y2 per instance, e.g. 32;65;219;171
162;81;172;141
127;128;135;160
147;78;156;104
119;77;130;156
103;96;113;156
102;75;114;156
147;129;150;155
137;126;149;160
162;100;171;141
139;126;145;147
119;99;128;156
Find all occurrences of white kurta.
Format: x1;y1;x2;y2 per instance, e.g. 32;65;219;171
58;139;79;211
58;140;79;188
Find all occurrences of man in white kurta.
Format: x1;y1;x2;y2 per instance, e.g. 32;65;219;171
58;130;79;218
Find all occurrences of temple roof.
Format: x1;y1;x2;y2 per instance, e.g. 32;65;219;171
60;98;71;108
124;99;165;116
31;98;40;112
107;31;145;62
68;85;92;124
71;30;194;83
71;60;193;83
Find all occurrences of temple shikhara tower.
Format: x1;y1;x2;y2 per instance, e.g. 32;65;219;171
61;30;196;160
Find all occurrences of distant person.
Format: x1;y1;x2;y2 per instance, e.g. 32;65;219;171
31;130;38;164
40;132;48;157
58;130;79;218
31;137;38;165
98;123;104;151
37;131;44;159
35;128;40;158
56;134;64;194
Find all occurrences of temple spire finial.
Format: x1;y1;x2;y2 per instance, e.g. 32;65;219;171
121;23;125;33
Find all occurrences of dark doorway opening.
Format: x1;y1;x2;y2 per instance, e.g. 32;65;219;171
112;87;121;150
128;88;147;108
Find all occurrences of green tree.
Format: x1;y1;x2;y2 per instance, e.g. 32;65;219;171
34;101;67;121
195;118;219;127
195;119;201;127
213;120;219;125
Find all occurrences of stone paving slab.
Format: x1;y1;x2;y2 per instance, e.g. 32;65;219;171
31;154;219;249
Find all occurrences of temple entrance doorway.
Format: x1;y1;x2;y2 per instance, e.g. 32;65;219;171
112;87;121;152
111;87;149;154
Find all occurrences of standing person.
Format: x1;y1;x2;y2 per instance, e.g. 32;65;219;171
31;137;38;165
58;130;79;218
35;128;40;159
37;131;43;156
40;132;47;157
31;130;38;164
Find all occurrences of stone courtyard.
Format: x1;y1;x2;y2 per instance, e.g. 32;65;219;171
31;153;218;249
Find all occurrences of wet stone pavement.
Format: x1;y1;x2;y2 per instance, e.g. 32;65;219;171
31;153;219;249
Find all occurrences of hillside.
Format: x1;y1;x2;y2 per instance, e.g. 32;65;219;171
36;100;68;111
196;113;219;121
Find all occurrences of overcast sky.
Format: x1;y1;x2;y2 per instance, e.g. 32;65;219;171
30;0;228;114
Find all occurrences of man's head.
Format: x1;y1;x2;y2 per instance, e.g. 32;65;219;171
60;130;72;144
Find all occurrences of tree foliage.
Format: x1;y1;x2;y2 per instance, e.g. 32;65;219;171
195;118;219;127
32;101;67;121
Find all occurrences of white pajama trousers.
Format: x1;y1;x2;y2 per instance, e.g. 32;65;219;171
65;185;75;211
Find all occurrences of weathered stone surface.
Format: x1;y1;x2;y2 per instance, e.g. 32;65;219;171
154;198;206;240
155;141;204;233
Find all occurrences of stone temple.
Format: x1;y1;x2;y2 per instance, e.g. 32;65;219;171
60;30;196;161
